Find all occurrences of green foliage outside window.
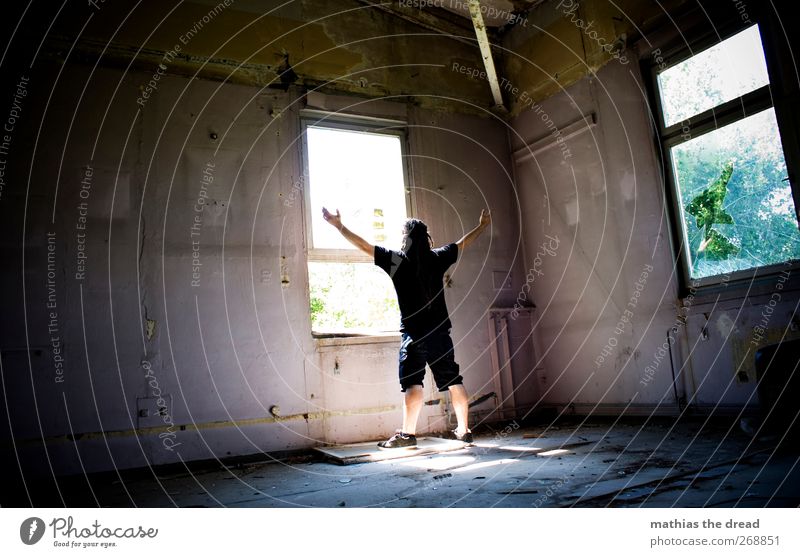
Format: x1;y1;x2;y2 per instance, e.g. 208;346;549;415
685;161;739;261
673;109;800;279
309;262;400;332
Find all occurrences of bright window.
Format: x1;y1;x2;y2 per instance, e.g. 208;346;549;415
657;26;770;127
302;119;410;333
654;24;800;283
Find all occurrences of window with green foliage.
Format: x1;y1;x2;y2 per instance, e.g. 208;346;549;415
302;117;410;334
653;24;800;284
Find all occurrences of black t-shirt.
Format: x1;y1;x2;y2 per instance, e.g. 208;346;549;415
375;243;458;337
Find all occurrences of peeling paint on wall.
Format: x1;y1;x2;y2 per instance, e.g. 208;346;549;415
715;312;736;339
501;0;689;113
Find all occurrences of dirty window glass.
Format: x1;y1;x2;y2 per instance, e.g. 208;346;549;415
657;25;770;127
655;23;800;282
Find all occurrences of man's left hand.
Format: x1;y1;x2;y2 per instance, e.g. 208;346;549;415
479;209;491;228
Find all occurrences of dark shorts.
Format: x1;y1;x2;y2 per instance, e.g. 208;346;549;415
398;329;463;392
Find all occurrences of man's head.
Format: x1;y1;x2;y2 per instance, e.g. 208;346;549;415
402;218;432;253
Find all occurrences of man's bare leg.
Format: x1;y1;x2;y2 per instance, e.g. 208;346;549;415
402;385;424;435
448;384;470;436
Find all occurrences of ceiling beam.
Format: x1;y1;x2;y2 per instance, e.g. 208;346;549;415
468;0;504;109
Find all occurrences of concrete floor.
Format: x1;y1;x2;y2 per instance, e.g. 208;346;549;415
27;418;800;507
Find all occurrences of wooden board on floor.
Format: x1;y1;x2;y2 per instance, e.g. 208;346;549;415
315;437;467;465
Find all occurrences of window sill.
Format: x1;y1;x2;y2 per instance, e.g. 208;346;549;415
680;263;800;308
314;330;401;349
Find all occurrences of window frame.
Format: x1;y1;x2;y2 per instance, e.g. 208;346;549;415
299;110;414;336
299;110;414;264
646;17;800;293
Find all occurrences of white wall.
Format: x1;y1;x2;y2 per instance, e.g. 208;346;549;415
2;62;526;474
510;59;800;416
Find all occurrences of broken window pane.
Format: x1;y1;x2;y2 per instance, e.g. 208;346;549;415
672;108;800;279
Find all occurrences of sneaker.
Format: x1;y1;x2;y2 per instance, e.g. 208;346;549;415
445;429;474;444
377;431;417;449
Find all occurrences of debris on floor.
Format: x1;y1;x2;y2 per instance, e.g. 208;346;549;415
42;419;800;508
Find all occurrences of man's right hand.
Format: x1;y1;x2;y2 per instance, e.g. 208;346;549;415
322;207;342;230
321;207;374;255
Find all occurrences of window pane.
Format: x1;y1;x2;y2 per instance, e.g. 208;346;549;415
308;262;400;332
306;126;407;251
672;108;800;280
657;25;770;127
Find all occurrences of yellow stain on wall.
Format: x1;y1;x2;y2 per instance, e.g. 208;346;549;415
732;329;800;382
503;0;688;113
